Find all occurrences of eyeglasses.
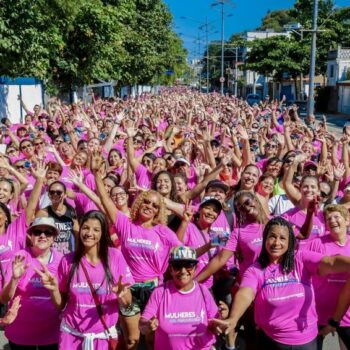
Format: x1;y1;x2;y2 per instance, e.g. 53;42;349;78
49;190;63;196
265;144;277;149
21;144;33;150
31;229;55;237
34;142;44;146
171;262;197;271
143;198;160;210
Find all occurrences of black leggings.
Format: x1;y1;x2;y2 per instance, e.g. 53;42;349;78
259;330;317;350
9;342;58;350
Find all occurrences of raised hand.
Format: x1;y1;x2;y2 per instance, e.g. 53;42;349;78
182;200;194;223
334;163;345;181
12;255;28;281
0;296;21;325
67;167;84;186
112;275;131;299
90;152;104;175
31;159;47;180
125;128;137;139
34;263;58;292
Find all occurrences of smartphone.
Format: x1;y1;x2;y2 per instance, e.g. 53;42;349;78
24;160;31;169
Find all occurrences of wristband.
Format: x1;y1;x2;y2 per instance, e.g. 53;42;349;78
328;318;340;328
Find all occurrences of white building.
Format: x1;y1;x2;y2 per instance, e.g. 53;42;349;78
327;46;350;114
242;30;290;98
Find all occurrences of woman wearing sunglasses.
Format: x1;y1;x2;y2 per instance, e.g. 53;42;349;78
1;217;62;349
211;217;350;350
34;210;133;350
140;246;223;350
36;181;79;255
92;153;182;349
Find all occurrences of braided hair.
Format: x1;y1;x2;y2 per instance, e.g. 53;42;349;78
257;217;296;274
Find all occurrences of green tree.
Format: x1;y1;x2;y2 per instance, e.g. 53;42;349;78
257;9;294;32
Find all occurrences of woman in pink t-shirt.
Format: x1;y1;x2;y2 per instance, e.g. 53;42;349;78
140;246;221;350
308;204;350;349
37;210;133;350
93;154;182;349
211;217;350;350
196;191;268;284
1;217;63;349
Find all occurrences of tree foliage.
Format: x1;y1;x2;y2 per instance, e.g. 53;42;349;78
0;0;187;93
257;9;294;32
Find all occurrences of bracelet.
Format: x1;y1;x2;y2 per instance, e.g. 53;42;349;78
328;318;340;329
120;303;134;313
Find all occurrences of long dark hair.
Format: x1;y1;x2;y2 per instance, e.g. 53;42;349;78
258;217;296;273
69;211;115;289
0;202;11;229
151;170;177;201
232;164;260;193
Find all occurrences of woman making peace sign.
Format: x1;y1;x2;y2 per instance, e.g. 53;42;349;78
36;210;134;350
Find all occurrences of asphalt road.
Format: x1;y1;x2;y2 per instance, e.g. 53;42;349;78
0;112;348;350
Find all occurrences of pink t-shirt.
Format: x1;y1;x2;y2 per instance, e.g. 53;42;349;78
135;163;152;190
183;223;213;288
142;281;217;350
225;222;264;275
282;207;326;246
114;211;181;282
308;235;350;326
74;192;98;217
58;247;134;345
5;248;63;345
0;211;27;262
241;250;322;345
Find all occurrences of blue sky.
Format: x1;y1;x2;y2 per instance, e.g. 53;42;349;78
163;0;350;60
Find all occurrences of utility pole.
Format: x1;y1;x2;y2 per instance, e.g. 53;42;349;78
234;47;238;96
307;0;319;115
206;17;210;93
220;2;224;95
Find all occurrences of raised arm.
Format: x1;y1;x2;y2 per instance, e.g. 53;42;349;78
284;154;304;206
25;161;47;226
125;128;140;174
91;152;118;223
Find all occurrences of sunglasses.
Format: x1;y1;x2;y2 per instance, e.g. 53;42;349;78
320;191;330;198
21;144;33;150
15;164;25;170
49;190;64;196
146;139;156;143
171;261;197;271
134;139;143;144
143;198;160;210
34;141;44;146
237;197;254;211
31;229;55;237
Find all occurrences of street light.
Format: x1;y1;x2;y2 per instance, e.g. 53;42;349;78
211;0;234;95
307;0;319;116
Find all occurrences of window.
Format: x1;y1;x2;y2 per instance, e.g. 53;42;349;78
329;64;334;78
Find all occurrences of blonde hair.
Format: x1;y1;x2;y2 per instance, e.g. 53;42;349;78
130;190;167;226
324;204;349;222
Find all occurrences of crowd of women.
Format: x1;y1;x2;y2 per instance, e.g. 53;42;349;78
0;88;350;350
